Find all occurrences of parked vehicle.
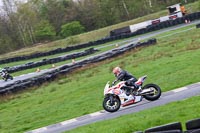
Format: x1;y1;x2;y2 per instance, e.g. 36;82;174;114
103;75;161;112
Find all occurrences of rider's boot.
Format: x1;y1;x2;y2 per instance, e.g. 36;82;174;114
135;86;143;95
130;84;142;95
128;95;134;101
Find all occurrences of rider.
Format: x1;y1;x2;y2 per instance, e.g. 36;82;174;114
112;67;139;94
0;68;6;77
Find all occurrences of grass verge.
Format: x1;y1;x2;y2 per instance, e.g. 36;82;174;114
65;95;200;133
0;22;196;77
0;26;200;132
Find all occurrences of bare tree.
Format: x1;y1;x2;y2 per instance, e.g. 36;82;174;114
122;0;130;19
16;2;38;44
2;0;26;46
148;0;152;7
39;0;66;33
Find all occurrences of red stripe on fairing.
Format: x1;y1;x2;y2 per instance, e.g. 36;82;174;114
136;81;142;85
107;82;125;94
114;89;120;95
122;99;135;107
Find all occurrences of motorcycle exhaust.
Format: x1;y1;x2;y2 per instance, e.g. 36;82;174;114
140;88;154;95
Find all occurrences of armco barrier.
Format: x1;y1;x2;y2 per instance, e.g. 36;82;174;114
0;38;156;95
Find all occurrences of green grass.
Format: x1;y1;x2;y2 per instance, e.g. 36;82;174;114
0;26;200;132
0;47;90;68
0;2;200;132
1;23;196;77
9;44;117;77
65;95;200;133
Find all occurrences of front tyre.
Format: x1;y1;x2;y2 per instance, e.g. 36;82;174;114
9;75;13;80
3;77;7;81
143;84;161;101
103;96;121;112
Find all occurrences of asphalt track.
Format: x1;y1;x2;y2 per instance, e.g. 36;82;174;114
1;20;200;133
26;82;200;133
1;20;200;88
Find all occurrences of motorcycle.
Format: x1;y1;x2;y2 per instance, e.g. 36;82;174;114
103;75;161;112
0;70;13;81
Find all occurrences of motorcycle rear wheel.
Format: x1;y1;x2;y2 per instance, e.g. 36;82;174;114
143;83;161;101
103;96;121;112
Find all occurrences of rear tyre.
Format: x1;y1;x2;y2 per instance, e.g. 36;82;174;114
103;96;121;112
143;84;161;101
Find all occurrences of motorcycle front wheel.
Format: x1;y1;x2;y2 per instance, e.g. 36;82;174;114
143;83;161;101
9;75;13;80
3;77;7;81
103;96;121;112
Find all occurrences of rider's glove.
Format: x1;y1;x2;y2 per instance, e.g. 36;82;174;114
112;82;114;86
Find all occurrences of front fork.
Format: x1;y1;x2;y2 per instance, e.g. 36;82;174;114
109;95;115;106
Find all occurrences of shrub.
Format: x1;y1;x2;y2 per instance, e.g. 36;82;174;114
60;21;85;38
34;20;56;41
199;0;200;10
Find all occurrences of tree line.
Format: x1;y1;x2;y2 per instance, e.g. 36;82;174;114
0;0;198;54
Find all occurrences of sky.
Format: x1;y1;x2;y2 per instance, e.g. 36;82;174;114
0;0;3;6
0;0;27;6
0;0;28;13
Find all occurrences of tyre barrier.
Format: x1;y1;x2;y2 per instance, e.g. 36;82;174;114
144;122;182;133
0;38;156;95
0;42;99;64
196;23;200;28
188;129;200;133
111;12;200;39
6;48;99;73
186;118;200;133
0;35;124;64
133;118;200;133
1;12;200;65
110;26;131;36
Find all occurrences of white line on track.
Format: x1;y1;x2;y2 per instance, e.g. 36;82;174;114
172;87;188;93
26;81;200;133
89;111;103;117
60;119;77;125
30;127;47;133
